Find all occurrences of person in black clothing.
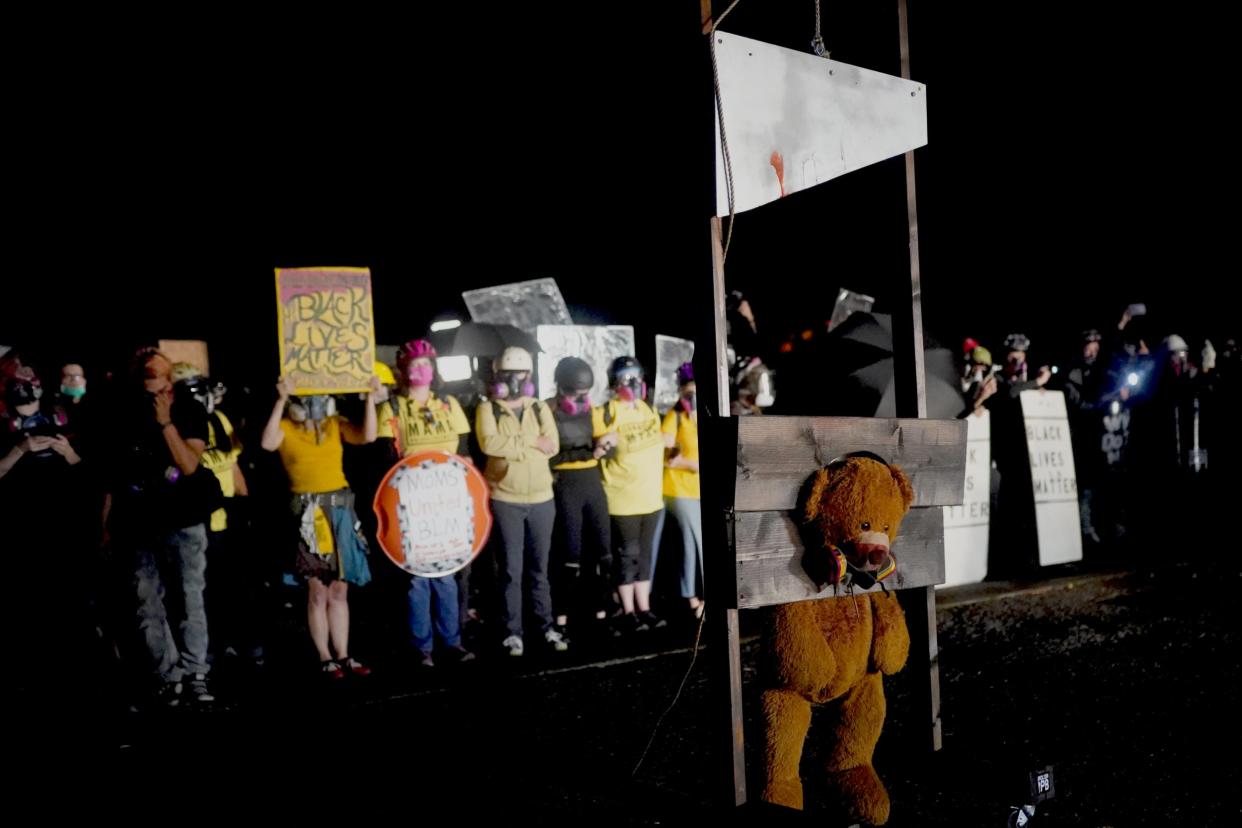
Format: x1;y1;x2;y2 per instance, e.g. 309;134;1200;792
1062;329;1107;546
987;333;1051;578
103;348;221;708
547;357;613;643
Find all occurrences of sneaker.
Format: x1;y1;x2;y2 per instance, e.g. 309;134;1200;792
638;610;668;630
186;673;215;703
613;613;641;636
417;651;436;669
321;660;346;680
156;680;183;708
544;629;569;652
445;645;476;664
502;635;525;657
340;657;372;677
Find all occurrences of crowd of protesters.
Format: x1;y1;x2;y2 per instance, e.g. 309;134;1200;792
956;303;1238;575
0;336;704;713
4;296;1231;714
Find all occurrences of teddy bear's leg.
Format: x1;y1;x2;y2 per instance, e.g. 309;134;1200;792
821;672;892;825
761;688;813;810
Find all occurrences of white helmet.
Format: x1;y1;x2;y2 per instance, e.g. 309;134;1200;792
495;347;533;373
1164;334;1189;354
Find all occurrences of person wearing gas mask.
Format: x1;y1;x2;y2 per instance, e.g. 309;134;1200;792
387;339;475;667
171;363;263;669
731;355;776;416
103;348;222;708
546;356;613;646
475;347;562;657
594;356;667;633
261;374;379;680
662;363;704;621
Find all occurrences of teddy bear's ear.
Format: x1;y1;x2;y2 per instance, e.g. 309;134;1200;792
890;464;915;511
803;467;833;524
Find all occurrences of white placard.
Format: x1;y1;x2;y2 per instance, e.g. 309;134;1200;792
654;335;695;414
940;409;991;588
1020;390;1083;566
536;325;635;406
713;31;928;216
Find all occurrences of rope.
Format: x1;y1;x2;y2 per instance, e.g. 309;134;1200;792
631;606;709;777
706;1;742;262
812;0;829;57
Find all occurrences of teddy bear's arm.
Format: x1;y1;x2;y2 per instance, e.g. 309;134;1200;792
771;601;839;697
868;591;910;674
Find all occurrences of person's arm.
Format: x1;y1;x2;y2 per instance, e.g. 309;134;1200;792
156;392;204;475
261;378;291;451
232;463;249;497
0;436;50;481
533;403;558;456
48;435;81;466
476;403;527;460
341;377;383;445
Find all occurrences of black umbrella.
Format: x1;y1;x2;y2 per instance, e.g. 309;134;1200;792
822;312;965;419
428;322;541;358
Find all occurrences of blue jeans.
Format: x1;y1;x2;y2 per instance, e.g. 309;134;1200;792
132;524;210;682
407;575;461;653
665;497;704;599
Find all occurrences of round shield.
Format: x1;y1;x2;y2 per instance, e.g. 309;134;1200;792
373;450;492;577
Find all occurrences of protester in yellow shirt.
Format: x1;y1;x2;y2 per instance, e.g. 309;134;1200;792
476;347;563;657
261;375;379;680
662;363;704;619
594;356;667;634
391;339;475;667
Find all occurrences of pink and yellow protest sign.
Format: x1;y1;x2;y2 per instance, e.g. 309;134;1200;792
275;266;376;394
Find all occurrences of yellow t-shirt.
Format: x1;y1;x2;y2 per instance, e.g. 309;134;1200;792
200;410;241;532
276;416;358;494
384;393;471;456
662;408;700;500
594;400;664;516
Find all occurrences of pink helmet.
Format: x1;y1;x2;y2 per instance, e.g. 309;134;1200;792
396;339;437;368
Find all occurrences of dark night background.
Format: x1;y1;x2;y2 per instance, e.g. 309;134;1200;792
5;3;1237;388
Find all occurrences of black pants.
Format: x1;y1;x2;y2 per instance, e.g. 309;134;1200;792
551;468;612;618
612;511;661;585
492;499;557;637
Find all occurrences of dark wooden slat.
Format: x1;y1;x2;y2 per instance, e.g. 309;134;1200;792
735;416;966;512
735;507;945;609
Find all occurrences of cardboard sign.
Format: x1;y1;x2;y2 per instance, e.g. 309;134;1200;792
374;451;492;578
462;278;572;330
1020;390;1083;566
275;267;376;394
536;324;635;406
159;340;210;376
940;408;990;587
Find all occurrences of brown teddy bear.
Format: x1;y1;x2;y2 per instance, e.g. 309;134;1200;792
760;454;914;823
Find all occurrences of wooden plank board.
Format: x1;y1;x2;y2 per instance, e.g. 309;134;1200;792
735;506;944;609
735;416;966;512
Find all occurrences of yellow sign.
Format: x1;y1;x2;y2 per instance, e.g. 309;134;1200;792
275;267;376;394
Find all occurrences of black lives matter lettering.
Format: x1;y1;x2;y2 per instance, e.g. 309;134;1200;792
281;287;373;383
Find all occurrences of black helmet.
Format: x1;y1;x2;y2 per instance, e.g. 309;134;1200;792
1082;329;1102;343
4;378;42;409
608;356;643;386
554;357;594;392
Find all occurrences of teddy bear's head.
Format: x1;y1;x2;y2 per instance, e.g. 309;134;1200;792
801;454;914;588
